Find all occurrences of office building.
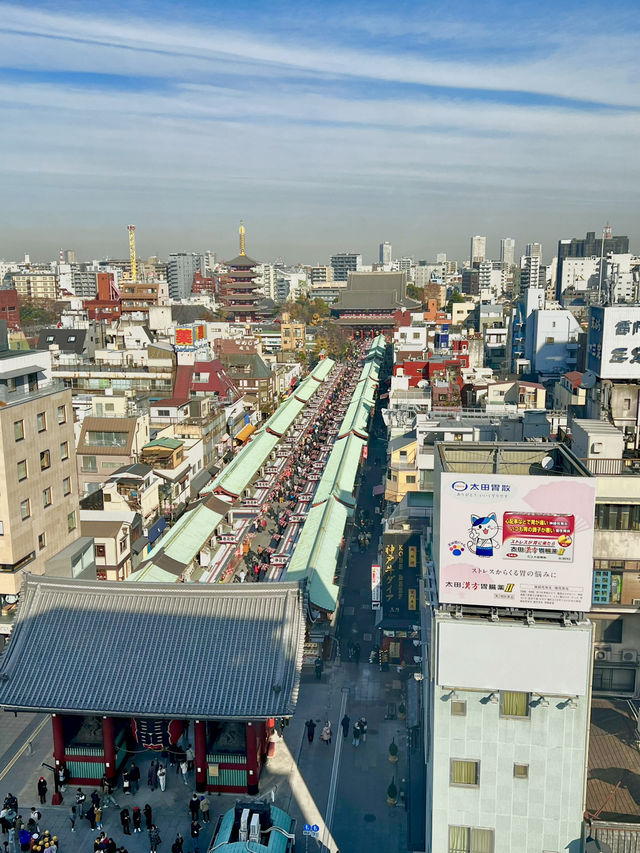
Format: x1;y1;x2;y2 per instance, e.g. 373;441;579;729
426;442;596;853
525;242;542;260
0;325;79;596
470;235;486;265
379;241;392;265
556;229;630;300
330;252;362;281
9;268;58;301
167;252;206;300
499;237;515;267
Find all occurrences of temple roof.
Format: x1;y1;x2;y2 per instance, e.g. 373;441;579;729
0;575;307;720
225;254;259;268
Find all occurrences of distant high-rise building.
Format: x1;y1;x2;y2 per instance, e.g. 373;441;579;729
499;238;515;267
556;228;630;300
525;242;543;260
204;251;217;274
470;235;486;265
167;252;206;300
330;252;362;281
62;249;76;264
379;242;392;265
436;252;447;264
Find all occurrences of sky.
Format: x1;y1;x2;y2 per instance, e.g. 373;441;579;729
0;0;639;265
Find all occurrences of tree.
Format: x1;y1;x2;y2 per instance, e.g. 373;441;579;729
407;283;425;303
313;321;349;359
17;296;59;330
446;290;467;313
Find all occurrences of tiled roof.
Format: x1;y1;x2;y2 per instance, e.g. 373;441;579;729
0;575;307;719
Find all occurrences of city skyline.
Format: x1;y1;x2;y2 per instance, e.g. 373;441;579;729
0;0;638;260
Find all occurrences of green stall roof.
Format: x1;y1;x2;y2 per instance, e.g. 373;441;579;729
314;433;366;506
213;429;280;497
266;395;305;436
141;499;225;567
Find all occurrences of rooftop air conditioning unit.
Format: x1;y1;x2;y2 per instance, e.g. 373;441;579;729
622;650;638;663
239;809;250;842
595;649;611;662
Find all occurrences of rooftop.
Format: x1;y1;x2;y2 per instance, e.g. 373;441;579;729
587;698;640;823
436;441;591;477
0;575;307;720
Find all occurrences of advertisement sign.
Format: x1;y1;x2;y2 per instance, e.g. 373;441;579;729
587;305;640;379
438;472;596;610
371;564;381;610
195;324;206;340
175;326;195;347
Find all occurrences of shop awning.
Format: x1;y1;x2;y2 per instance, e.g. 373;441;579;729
132;536;148;555
235;423;257;443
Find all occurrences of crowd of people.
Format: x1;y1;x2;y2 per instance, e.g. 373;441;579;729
1;793;59;852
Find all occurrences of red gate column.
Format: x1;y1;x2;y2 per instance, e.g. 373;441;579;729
52;714;65;767
246;722;259;795
194;720;207;793
102;716;116;781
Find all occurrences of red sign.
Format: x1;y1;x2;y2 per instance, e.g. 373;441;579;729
502;512;575;562
176;327;194;346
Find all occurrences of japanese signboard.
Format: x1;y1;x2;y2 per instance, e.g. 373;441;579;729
587;305;640;379
175;326;195;347
438;472;596;610
381;532;421;621
371;564;381;610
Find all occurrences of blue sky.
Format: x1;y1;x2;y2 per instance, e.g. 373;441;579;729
0;0;638;264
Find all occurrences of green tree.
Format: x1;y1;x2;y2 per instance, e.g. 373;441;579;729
446;290;467;313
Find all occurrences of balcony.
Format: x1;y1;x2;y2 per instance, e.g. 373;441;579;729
0;378;67;407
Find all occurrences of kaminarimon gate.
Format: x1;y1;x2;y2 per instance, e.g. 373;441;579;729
0;576;306;795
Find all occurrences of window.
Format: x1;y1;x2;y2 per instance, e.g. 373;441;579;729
60;441;69;461
545;336;555;344
450;759;479;786
20;499;30;521
67;511;77;532
500;691;530;718
38;533;46;551
593;617;623;644
595;504;640;531
14;420;24;441
95;544;106;558
81;455;98;473
399;450;407;458
57;405;66;424
104;493;111;502
40;450;51;471
156;409;170;417
406;475;416;484
451;700;467;717
63;476;71;496
593;666;636;693
513;763;529;779
42;487;52;508
17;460;27;482
84;430;128;447
119;535;128;554
448;826;493;853
37;412;46;432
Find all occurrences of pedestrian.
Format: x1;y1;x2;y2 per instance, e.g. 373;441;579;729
129;763;140;795
340;715;350;738
305;719;316;743
106;839;117;853
352;720;361;747
185;745;195;772
122;771;131;797
148;824;162;853
314;657;323;681
75;788;86;816
101;775;119;809
171;833;184;853
28;807;39;831
354;643;361;666
188;794;200;822
95;804;103;831
132;806;142;833
120;808;131;835
180;761;189;787
320;721;332;746
157;764;166;792
199;795;210;824
87;805;96;831
147;761;158;791
359;716;368;743
91;790;101;809
190;820;201;853
36;779;47;806
143;803;153;831
69;805;77;832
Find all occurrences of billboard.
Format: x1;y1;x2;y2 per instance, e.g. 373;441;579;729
587;305;640;379
438;472;596;610
175;326;195;347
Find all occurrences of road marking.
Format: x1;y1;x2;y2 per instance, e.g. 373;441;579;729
0;715;50;782
322;686;349;852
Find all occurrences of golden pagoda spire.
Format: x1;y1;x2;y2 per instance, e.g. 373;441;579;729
239;220;246;256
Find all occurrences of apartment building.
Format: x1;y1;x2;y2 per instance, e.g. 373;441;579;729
9;268;58;301
76;414;150;494
0;332;79;597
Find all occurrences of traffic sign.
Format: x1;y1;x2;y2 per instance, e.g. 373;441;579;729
302;823;320;837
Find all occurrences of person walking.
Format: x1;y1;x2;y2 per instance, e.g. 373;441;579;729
305;719;316;743
75;788;86;817
148;824;162;853
143;804;153;831
86;804;96;831
354;643;361;666
157;764;166;792
185;745;195;772
129;763;140;795
91;790;101;809
171;833;184;853
188;794;200;822
314;657;323;681
69;805;77;832
352;720;361;748
147;761;158;791
179;761;189;787
340;715;350;739
121;771;131;797
101;776;119;809
359;716;368;744
95;804;103;831
120;808;131;835
320;721;332;746
132;806;142;833
199;796;210;825
36;779;47;806
189;820;201;853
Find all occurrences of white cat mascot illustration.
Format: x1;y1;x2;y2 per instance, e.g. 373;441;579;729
467;513;500;557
